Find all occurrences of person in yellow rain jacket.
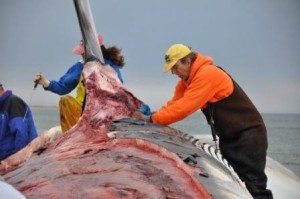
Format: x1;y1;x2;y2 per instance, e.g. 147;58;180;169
34;35;126;133
136;44;273;199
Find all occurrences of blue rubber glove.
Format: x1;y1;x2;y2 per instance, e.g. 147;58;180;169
139;103;151;116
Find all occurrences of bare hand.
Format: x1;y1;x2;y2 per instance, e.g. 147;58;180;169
34;72;50;88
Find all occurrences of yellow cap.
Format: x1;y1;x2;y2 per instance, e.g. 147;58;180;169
163;44;191;73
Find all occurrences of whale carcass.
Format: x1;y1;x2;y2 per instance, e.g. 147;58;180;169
0;0;254;198
0;55;252;198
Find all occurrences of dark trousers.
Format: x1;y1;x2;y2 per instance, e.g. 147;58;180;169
219;127;273;199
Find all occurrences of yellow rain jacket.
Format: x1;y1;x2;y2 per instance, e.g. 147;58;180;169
59;75;85;133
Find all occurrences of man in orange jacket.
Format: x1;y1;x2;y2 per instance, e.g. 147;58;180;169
136;44;273;199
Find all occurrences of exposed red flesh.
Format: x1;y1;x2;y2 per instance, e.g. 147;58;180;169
2;61;212;198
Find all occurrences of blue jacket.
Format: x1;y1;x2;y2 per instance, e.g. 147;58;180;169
0;91;38;160
45;60;151;115
45;60;124;95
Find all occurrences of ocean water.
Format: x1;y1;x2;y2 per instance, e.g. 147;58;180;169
31;107;300;177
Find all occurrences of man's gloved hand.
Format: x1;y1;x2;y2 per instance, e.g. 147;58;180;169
139;103;151;116
132;103;152;122
34;72;50;88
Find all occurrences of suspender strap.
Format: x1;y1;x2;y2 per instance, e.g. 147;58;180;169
208;103;219;151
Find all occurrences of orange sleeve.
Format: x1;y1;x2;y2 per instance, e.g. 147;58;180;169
161;81;185;108
152;66;233;125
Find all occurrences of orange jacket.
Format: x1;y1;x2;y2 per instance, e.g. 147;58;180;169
152;52;234;125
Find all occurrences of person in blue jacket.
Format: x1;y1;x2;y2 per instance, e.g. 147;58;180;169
0;83;38;161
34;34;150;133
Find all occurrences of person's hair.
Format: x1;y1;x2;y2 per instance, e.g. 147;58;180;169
0;84;3;91
101;45;125;68
180;52;197;64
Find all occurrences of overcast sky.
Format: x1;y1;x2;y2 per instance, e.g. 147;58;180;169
1;0;299;114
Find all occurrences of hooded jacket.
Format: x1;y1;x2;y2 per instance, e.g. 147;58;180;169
152;52;233;125
0;91;38;160
151;52;270;197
